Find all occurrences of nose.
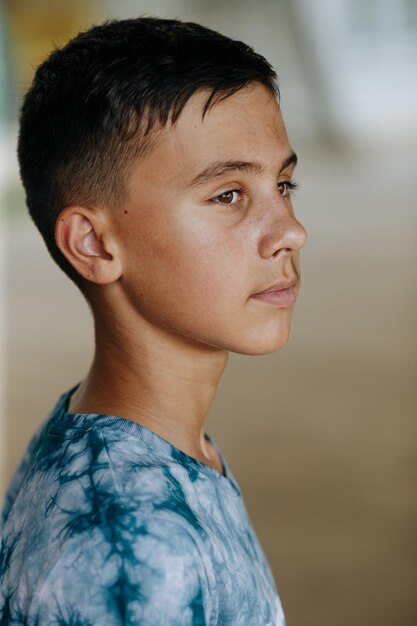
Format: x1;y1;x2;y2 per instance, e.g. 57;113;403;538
257;201;307;260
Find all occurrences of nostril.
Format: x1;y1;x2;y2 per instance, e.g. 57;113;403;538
272;247;291;258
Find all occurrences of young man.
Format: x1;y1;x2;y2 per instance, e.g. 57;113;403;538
0;17;306;626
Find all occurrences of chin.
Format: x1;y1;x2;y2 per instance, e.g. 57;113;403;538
241;335;291;356
227;320;293;356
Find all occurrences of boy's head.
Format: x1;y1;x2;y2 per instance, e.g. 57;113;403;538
18;17;279;288
18;16;307;355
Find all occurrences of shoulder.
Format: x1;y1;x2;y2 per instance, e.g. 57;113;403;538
65;516;214;625
1;420;219;623
2;515;214;626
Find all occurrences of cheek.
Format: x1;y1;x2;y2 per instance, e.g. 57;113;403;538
120;211;244;317
159;238;241;309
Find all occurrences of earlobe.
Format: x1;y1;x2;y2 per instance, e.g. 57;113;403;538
55;207;122;284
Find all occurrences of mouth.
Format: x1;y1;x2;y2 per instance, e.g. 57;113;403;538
250;278;298;307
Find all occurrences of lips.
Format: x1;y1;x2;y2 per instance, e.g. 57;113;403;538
251;277;297;296
250;277;298;308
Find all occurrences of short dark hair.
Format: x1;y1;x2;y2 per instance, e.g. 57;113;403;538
17;16;279;288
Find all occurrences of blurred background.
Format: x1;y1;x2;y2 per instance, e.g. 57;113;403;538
0;1;416;625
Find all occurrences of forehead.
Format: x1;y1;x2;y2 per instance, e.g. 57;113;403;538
128;83;291;191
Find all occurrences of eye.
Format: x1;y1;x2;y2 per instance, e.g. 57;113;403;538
278;179;299;197
211;189;242;205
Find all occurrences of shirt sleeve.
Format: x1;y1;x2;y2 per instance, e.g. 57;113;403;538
30;516;211;626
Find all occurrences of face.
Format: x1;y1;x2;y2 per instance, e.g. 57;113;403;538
109;82;307;355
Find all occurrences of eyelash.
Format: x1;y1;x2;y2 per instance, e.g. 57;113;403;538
211;179;299;206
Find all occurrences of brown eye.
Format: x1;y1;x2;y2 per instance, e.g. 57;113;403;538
278;180;298;197
278;182;290;197
213;190;240;205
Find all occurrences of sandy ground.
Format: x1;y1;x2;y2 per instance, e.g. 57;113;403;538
2;144;416;626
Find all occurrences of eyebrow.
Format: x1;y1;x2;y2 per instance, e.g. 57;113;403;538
186;151;298;189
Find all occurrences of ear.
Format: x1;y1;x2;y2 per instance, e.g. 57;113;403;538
55;206;123;284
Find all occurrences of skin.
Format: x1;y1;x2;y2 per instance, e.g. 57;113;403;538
56;82;307;475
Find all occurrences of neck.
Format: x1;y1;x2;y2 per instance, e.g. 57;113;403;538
68;297;229;464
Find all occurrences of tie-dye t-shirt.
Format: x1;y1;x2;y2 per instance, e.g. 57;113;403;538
0;383;286;626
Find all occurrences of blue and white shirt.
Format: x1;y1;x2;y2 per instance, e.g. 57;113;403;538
0;383;286;625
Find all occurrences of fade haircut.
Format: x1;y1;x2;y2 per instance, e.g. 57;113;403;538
17;16;279;288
